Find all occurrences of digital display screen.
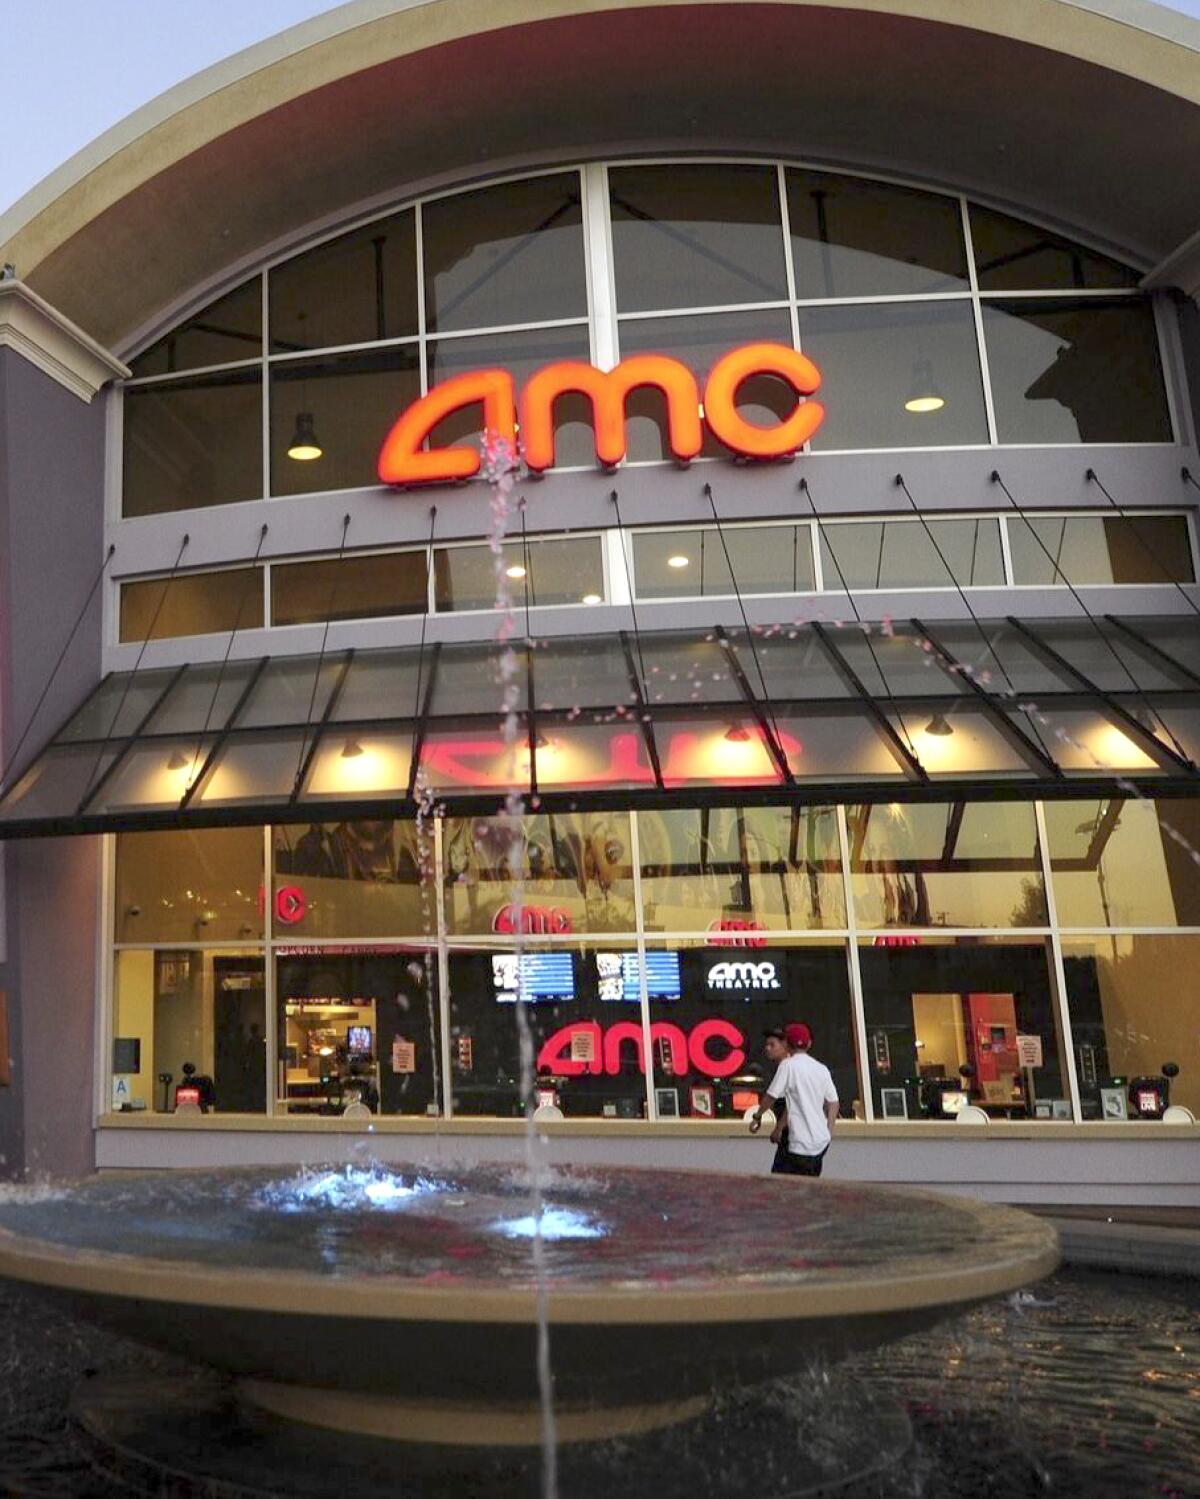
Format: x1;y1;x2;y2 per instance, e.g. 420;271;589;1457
346;1025;373;1056
493;952;576;1003
596;951;681;1001
939;1090;968;1115
732;1089;760;1112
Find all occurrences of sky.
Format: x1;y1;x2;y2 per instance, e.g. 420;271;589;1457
1;0;1199;219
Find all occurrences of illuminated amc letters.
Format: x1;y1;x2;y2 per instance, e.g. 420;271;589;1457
707;960;781;992
377;343;824;485
537;1018;746;1079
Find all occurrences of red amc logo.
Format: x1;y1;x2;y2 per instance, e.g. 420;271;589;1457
378;343;824;486
492;904;574;936
537;1018;745;1080
275;886;307;926
707;918;768;948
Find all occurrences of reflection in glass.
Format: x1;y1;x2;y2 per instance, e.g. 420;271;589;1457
130;281;262;378
116;829;265;943
848;800;1046;928
819;517;1004;591
1063;934;1200;1117
798;301;987;450
637;805;844;932
0;746;115;823
648;938;858;1118
120;568;263;643
124;369;263;516
981;298;1171;444
426;327;592;466
1008;515;1193;587
616;309;794;461
970;206;1139;292
434;536;604;611
858;935;1065;1118
269;210;418;352
787;170;968;298
633;525;814;598
423;172;587;332
112;949;266;1114
270;347;421;496
271;551;426;626
442;811;636;935
274;823;426;939
779;711;906;781
1044;797;1200;928
1033;709;1161;774
609;163;787;312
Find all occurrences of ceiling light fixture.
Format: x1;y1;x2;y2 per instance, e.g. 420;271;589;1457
904;358;945;415
165;749;190;772
506;564;527;580
667;554;690;569
287;411;323;461
724;723;752;743
924;713;954;737
581;593;602;606
340;738;365;759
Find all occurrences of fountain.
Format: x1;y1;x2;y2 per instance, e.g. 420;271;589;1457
0;1160;1057;1496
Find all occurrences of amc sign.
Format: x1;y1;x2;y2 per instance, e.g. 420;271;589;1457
378;342;824;486
538;1018;745;1079
707;960;781;993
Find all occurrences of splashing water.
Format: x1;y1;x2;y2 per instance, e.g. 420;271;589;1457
252;1163;448;1214
483;428;559;1499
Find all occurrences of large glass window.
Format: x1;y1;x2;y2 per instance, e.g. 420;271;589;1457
116;828;265;945
273;822;429;939
422;172;587;332
276;947;439;1116
269;209;418;353
848;801;1047;929
858;936;1067;1120
270;347;421;496
787;170;968;298
799;301;988;450
1063;934;1200;1117
442;812;637;936
1044;797;1200;928
633;524;814;599
982;298;1171;444
819;517;1005;591
449;940;645;1118
609;163;787;311
119;567;264;642
124;369;263;515
434;536;604;612
1008;515;1193;587
637;805;844;933
969;206;1140;292
130;280;262;378
112;948;266;1115
646;937;859;1120
271;551;427;626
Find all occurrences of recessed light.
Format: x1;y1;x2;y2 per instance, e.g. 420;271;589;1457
667;554;690;569
581;593;602;606
506;564;527;580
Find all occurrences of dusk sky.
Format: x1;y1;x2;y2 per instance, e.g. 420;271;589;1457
1;0;1198;219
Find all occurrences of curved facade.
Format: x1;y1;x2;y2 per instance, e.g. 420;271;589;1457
0;0;1198;1200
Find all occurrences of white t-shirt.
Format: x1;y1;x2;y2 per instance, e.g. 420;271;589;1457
768;1052;839;1156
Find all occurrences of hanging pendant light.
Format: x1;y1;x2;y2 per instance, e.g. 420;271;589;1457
166;749;190;771
287;411;323;461
340;738;364;759
904;358;945;414
724;722;752;743
924;712;954;737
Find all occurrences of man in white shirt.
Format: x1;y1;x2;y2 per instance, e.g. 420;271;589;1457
749;1023;839;1176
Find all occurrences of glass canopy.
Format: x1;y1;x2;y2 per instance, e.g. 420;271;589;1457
2;616;1197;835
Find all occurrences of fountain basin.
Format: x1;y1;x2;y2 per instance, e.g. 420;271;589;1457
0;1164;1057;1442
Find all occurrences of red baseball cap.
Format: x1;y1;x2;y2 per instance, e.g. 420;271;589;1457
784;1023;812;1048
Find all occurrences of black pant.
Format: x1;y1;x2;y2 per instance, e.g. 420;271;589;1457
772;1143;829;1177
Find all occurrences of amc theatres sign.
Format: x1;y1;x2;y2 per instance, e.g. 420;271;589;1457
707;960;781;993
378;342;824;486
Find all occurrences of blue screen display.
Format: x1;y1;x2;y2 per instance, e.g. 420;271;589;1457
596;952;681;1001
493;952;575;1002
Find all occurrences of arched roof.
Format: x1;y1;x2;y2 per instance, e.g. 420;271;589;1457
3;0;1199;352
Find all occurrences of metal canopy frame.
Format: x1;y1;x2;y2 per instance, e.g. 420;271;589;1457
3;616;1198;840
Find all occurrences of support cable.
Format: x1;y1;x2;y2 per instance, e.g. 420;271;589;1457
186;524;269;779
893;472;1056;761
82;532;189;799
292;513;351;795
993;470;1191;765
1087;467;1200;623
609;490;652;701
0;543;116;795
796;477;919;759
702;481;788;755
409;506;439;750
